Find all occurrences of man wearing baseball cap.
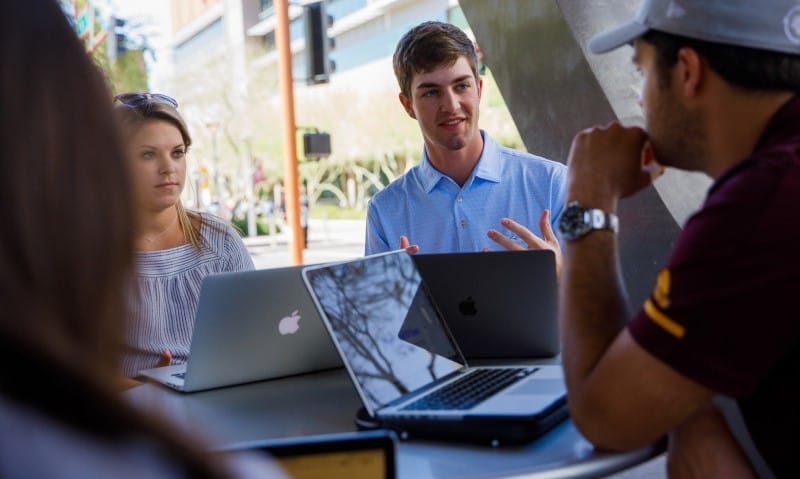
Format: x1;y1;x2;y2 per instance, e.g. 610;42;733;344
501;1;800;477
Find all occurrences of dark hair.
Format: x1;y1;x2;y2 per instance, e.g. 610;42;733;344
393;21;479;99
115;97;205;249
0;1;228;477
642;30;800;91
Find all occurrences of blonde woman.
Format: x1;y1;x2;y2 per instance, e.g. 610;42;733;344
114;93;254;377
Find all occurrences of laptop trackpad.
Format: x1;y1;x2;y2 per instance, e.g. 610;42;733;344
506;379;566;396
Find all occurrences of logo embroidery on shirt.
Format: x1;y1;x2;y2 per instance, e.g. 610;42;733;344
644;268;685;339
653;268;671;309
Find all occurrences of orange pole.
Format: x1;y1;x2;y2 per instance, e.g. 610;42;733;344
275;0;304;264
87;29;108;55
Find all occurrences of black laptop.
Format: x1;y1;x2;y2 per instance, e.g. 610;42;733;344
412;250;559;359
302;250;567;445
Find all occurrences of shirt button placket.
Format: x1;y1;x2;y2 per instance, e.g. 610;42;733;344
455;194;467;249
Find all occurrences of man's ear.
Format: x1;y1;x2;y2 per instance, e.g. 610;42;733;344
399;92;416;119
677;47;704;98
477;76;483;99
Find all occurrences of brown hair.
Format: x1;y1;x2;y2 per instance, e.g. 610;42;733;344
0;1;229;476
642;30;800;92
115;98;205;250
393;21;479;99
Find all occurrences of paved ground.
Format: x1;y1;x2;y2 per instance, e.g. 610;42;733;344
242;218;668;479
243;218;367;269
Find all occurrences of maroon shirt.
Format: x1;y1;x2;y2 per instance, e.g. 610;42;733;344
629;96;800;477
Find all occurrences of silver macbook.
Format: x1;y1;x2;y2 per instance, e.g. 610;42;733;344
412;250;559;358
302;250;567;444
139;265;342;393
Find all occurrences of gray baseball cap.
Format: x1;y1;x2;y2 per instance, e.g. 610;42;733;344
590;0;800;54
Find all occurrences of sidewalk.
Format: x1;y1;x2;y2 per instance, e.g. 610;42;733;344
243;218;366;269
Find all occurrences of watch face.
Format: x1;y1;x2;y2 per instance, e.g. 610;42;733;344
558;204;590;241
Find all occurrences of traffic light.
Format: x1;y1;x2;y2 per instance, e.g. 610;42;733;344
303;1;334;85
114;17;127;55
303;132;331;159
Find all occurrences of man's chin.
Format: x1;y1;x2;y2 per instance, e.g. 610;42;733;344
438;133;469;151
444;139;467;151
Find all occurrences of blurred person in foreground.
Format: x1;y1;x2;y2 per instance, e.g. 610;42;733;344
365;21;567;271
114;93;254;378
0;1;282;477
501;0;800;477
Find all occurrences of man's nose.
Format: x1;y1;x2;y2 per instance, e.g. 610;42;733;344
441;88;459;113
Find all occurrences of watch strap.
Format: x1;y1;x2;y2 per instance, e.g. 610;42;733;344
588;208;619;233
559;201;619;240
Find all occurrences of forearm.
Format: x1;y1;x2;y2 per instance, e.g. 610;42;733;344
557;125;703;450
667;404;757;479
560;230;630;397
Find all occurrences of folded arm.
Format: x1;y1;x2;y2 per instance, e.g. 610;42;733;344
559;123;709;449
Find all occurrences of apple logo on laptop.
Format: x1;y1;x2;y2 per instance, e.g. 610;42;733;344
278;310;301;335
458;296;477;316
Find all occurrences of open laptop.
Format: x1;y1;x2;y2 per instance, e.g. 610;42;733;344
138;266;342;393
302;250;567;444
411;250;559;358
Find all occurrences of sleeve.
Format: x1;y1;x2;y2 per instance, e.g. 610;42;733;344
549;163;569;245
223;224;256;271
365;199;390;255
627;200;800;397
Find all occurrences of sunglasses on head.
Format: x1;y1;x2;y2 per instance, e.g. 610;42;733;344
114;92;178;109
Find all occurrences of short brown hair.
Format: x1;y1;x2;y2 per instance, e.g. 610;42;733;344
642;30;800;91
393;21;479;99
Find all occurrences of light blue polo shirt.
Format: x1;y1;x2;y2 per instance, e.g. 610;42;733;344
365;131;567;254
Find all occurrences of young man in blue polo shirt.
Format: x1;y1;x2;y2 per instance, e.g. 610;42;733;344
506;1;800;477
365;21;567;263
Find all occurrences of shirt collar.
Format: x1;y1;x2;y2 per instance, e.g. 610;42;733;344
711;95;800;193
418;130;501;193
753;95;800;152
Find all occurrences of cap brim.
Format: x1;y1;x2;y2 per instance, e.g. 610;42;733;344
589;21;649;54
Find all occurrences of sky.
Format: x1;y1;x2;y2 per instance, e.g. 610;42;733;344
109;0;169;26
109;0;171;45
107;0;172;89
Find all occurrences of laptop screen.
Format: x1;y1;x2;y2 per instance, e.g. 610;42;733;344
304;251;465;412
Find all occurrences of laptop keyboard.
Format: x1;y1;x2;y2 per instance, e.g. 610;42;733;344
400;367;534;411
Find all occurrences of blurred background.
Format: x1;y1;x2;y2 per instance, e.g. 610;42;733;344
62;0;524;243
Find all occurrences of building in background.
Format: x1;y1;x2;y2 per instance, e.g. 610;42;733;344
60;0;150;92
126;0;519;222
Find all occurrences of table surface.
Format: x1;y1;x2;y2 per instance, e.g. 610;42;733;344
126;366;662;479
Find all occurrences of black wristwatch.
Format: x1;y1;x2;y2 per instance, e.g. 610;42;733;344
558;201;619;241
